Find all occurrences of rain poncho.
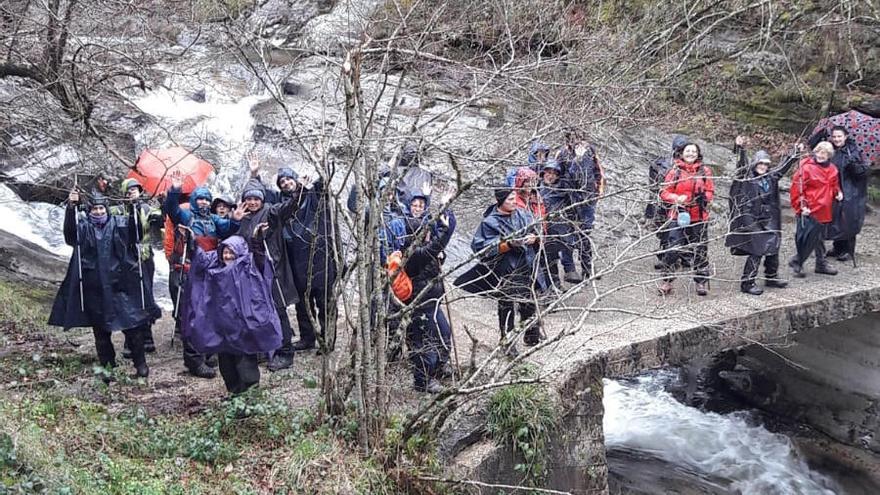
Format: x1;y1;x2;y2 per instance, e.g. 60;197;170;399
182;236;282;355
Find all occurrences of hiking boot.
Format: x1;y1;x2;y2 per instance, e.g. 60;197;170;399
189;363;216;379
134;363;150;378
524;334;541;347
416;379;443;394
765;278;788;289
826;249;842;259
788;258;805;278
836;252;852;262
564;270;583;284
658;281;673;296
267;353;293;372
695;282;709;296
437;362;455;380
741;285;763;296
815;263;838;276
504;343;520;359
205;354;218;368
292;339;316;352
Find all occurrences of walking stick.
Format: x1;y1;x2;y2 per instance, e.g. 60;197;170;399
72;179;85;313
443;290;462;384
131;203;146;310
173;229;188;320
262;237;287;307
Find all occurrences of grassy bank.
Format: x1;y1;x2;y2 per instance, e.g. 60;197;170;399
0;278;443;494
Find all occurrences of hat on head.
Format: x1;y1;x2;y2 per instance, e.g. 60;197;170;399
276;167;299;189
241;179;265;202
242;188;264;201
120;178;143;195
543;159;562;173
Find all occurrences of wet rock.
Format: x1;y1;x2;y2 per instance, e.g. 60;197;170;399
0;229;66;283
281;80;304;96
719;313;880;454
189;88;206;103
249;0;319;45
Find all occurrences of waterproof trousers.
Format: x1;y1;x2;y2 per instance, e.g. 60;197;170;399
218;353;260;395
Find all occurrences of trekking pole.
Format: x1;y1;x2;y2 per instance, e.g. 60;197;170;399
261;236;287;307
173;229;188;320
443;290;462;384
72;179;85;313
131;203;146;310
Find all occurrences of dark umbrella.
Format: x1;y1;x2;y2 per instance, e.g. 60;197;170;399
813;110;880;167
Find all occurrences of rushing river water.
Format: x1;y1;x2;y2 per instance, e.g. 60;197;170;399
604;371;842;494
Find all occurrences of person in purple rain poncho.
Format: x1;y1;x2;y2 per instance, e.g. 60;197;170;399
182;234;282;395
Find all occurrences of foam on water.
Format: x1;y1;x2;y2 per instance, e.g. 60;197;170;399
604;372;839;495
0;184;71;256
132;86;267;195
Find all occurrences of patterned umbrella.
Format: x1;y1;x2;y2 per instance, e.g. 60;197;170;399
813;110;880;167
128;147;215;196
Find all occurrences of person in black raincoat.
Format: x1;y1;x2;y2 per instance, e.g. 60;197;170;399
809;126;870;263
277;167;339;354
236;177;301;371
648;136;688;269
49;189;161;379
390;197;456;393
560;141;604;282
726;136;801;295
537;159;574;288
454;188;546;356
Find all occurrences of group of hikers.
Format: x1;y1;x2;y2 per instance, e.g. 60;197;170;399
48;125;870;395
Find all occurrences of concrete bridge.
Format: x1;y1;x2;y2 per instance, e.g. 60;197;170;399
443;245;880;494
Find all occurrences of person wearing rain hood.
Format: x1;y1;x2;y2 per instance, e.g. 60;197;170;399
236;162;302;372
455;188;546;356
387;194;456;393
210;194;236;221
809;126;870;264
111;178;162;358
49;189;161;380
726;136;801;295
658;142;715;296
560;141;604;282
537;159;574;289
648;136;688;269
789;141;843;278
527;141;551;173
183;235;282;395
164;173;245;379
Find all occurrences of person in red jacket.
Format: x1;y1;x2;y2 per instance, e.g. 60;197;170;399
788;141;843;278
658;143;715;296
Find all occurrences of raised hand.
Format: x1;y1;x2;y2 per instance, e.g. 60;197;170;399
68;188;80;205
248;152;261;177
253;221;270;238
231;201;248;221
735;135;747;147
170;170;184;190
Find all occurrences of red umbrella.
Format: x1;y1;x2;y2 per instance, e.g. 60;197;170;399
128;147;215;196
813;110;880;167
